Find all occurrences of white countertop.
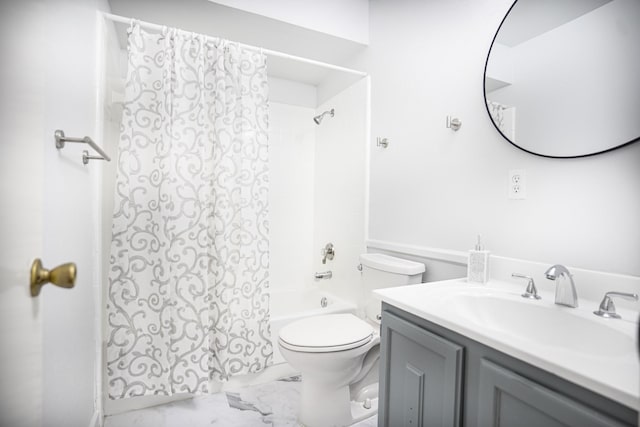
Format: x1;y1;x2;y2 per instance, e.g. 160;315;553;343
374;278;640;410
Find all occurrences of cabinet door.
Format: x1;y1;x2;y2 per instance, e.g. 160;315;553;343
379;312;463;427
478;358;630;427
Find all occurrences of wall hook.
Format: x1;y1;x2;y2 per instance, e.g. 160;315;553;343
446;116;462;131
376;137;389;148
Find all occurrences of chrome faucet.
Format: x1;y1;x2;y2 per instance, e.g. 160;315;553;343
314;271;332;281
545;264;578;308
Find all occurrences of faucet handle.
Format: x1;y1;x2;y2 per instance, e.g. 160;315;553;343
512;273;541;300
593;291;639;319
321;243;335;264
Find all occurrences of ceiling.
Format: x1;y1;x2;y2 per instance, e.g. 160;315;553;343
107;0;367;87
497;0;612;46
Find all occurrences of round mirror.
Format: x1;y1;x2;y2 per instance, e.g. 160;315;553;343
484;0;640;158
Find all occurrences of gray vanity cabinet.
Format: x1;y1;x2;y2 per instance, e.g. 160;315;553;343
378;303;638;427
477;358;627;427
378;311;464;427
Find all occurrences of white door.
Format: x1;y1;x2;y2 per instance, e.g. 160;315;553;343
0;1;101;426
0;2;47;425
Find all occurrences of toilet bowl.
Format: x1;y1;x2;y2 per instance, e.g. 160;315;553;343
278;253;425;427
278;313;380;427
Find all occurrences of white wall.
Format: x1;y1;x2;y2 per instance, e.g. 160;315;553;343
353;0;640;278
210;0;369;44
269;102;317;292
269;77;317;108
485;43;513;89
313;79;368;308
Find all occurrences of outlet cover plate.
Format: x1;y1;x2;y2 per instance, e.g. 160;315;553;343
508;169;526;199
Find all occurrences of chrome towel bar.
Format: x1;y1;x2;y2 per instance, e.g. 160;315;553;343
54;129;111;165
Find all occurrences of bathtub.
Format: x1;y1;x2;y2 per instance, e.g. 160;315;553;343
270;288;357;364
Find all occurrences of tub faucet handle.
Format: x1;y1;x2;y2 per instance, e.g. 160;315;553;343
321;243;335;264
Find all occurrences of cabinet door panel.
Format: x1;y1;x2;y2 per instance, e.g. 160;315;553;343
379;312;463;427
478;358;629;427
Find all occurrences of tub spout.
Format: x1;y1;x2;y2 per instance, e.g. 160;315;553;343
314;271;332;281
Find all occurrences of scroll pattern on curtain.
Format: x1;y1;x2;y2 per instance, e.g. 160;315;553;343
488;100;516;141
106;24;271;399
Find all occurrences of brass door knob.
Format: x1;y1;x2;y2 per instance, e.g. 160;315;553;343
30;258;77;297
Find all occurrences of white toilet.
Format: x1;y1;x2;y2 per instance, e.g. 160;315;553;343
278;253;425;427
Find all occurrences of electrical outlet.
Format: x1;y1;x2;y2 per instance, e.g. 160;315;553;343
508;169;526;199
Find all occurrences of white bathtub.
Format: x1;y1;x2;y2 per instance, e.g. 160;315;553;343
270;288;357;364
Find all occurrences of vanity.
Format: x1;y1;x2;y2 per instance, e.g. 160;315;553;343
375;279;639;427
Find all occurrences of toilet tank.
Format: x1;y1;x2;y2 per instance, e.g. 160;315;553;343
359;253;425;323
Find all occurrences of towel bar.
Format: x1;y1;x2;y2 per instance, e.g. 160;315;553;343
54;129;111;165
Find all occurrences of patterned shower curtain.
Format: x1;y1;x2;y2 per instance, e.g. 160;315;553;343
487;100;516;141
106;23;271;399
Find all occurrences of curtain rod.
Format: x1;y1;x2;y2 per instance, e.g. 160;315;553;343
101;12;368;78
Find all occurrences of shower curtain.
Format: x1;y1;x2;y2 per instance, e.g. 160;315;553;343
106;23;271;399
488;100;516;141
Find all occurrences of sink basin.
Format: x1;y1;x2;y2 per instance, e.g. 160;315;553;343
444;291;635;358
374;279;640;409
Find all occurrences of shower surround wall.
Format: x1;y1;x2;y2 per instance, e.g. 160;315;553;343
313;80;367;309
268;102;316;294
269;79;367;308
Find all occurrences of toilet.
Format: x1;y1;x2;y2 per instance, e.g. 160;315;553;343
278;253;425;427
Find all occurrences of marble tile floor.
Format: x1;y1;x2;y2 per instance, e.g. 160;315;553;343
104;376;378;427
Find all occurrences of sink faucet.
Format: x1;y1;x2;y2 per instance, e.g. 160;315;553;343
545;264;578;308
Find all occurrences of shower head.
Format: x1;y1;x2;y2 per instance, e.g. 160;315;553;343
313;108;335;125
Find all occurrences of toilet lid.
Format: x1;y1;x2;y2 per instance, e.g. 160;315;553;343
278;313;374;353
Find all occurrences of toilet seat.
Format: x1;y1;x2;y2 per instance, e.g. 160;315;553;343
279;313;374;353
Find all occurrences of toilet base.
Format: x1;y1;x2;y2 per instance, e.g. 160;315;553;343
299;380;378;427
300;381;350;427
350;395;378;425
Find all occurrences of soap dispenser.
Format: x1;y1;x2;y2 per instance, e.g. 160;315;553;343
467;235;490;284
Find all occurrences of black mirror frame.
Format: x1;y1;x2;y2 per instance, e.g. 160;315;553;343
482;0;640;159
